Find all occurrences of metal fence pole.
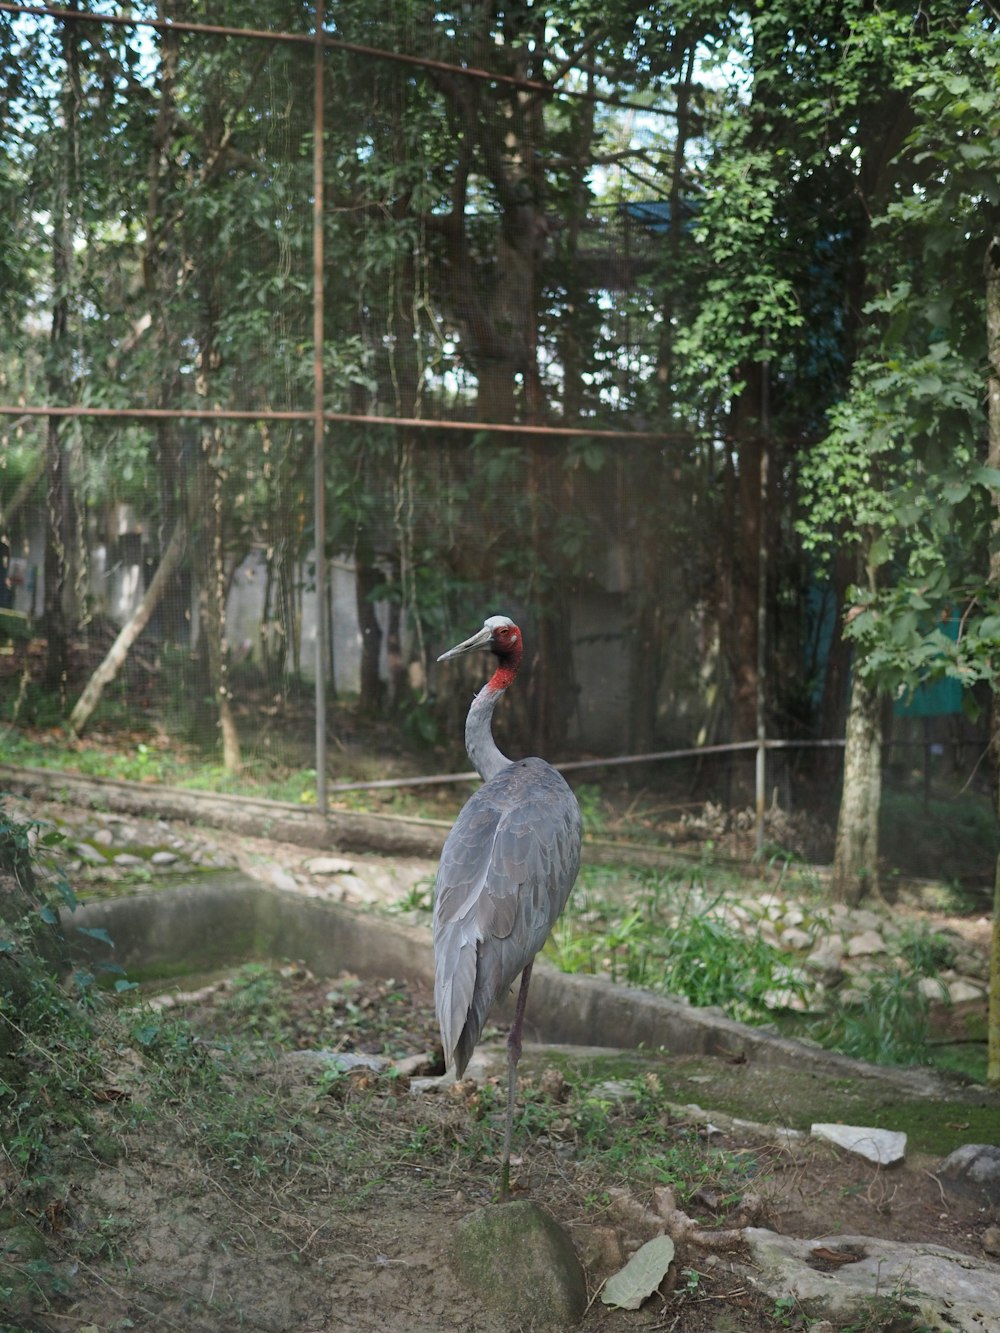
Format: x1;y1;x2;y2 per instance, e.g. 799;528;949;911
313;0;328;814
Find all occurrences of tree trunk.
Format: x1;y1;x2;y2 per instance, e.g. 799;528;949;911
830;666;882;905
68;516;187;737
43;16;83;692
355;548;383;714
195;424;240;773
985;231;1000;1087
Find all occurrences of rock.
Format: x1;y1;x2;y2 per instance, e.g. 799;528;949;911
92;827;115;846
390;1051;438;1078
151;850;178;866
804;939;846;986
75;842;107;864
303;855;355;875
113;853;143;866
780;926;813;951
849;909;884;931
569;1223;624;1270
264;865;298;892
810;1124;906;1166
591;1080;637;1102
983;1226;1000;1258
846;930;886;958
450;1201;587;1328
741;1228;1000;1333
917;976;949;1002
937;1144;1000;1206
948;978;986;1004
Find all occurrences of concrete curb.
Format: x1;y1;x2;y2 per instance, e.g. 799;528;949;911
69;875;990;1105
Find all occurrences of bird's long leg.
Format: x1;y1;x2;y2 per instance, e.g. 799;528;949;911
500;961;533;1202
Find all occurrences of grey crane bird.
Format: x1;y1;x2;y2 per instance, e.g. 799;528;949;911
433;614;581;1199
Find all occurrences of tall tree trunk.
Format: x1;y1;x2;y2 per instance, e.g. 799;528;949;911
984;231;1000;1087
194;424;240;773
68;516;187;737
43;12;83;692
830;665;882;905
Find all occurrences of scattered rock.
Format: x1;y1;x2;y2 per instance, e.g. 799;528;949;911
948;978;986;1004
741;1228;1000;1333
810;1123;906;1166
937;1144;1000;1206
846;930;886;958
264;865;298;892
569;1222;624;1270
75;842;107;864
113;853;143;867
781;926;813;951
805;938;846;986
303;855;355;875
848;908;879;929
390;1051;438;1078
151;850;178;866
449;1201;587;1328
917;976;949;1001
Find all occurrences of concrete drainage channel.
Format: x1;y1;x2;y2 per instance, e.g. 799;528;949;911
71;871;981;1100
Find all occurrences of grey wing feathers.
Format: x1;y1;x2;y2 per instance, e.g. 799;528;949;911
433;758;581;1076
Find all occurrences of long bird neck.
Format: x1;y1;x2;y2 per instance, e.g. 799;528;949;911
465;659;518;783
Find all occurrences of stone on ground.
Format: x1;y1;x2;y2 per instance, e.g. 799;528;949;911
449;1200;587;1328
810;1123;906;1165
937;1144;1000;1206
741;1228;1000;1333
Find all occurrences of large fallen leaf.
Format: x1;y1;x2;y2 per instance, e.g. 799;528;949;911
601;1234;675;1310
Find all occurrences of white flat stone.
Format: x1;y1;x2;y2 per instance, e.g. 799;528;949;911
811;1123;906;1165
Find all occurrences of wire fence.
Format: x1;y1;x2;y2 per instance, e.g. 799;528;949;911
0;2;991;866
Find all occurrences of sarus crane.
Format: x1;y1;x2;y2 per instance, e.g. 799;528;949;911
433;614;582;1199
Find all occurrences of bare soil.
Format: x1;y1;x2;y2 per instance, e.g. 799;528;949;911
8;960;997;1333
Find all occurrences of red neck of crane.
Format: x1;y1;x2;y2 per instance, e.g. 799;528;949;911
487;641;522;694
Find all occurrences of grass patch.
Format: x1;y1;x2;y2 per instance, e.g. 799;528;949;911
547;862;986;1082
546;862;813;1022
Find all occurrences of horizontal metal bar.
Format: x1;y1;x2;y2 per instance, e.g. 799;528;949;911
0;2;673;114
326;738;851;793
0;402;693;443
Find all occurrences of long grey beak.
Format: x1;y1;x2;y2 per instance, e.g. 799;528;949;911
437;624;494;663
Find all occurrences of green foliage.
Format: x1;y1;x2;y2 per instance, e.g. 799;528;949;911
796;7;1000;699
811;969;937;1068
547;865;810;1022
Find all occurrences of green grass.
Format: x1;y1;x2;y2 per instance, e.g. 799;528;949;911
547;862;988;1082
546;863;812;1023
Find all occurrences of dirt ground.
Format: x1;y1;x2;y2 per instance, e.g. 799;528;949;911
2;778;998;1331
8;959;996;1333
